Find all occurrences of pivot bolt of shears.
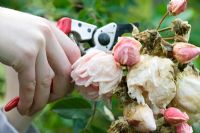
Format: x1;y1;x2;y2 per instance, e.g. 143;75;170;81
98;33;110;46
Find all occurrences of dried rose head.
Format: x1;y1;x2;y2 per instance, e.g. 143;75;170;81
113;37;142;66
174;66;200;114
171;19;191;42
108;117;129;133
173;42;200;64
127;55;176;114
163;107;189;125
176;123;193;133
71;49;122;99
123;103;156;132
167;0;187;16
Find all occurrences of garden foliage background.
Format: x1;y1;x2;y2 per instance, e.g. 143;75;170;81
0;0;200;133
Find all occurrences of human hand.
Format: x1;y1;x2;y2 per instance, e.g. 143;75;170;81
0;7;81;115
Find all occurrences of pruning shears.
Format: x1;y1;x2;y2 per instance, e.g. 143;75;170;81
57;17;139;53
4;17;139;112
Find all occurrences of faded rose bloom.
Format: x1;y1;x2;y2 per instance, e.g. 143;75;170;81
77;85;99;100
167;0;187;16
189;113;200;125
174;66;200;114
127;55;176;114
71;49;123;99
176;123;193;133
173;42;200;64
123;103;156;132
113;37;142;66
163;107;189;125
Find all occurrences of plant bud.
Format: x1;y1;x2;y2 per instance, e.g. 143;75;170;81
176;123;193;133
173;42;200;64
167;0;187;16
123;103;156;132
113;37;142;66
163;107;189;125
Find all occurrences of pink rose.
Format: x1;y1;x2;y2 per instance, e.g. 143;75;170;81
167;0;187;16
176;123;193;133
113;37;142;66
163;107;189;125
77;84;99;100
71;49;123;99
173;42;200;64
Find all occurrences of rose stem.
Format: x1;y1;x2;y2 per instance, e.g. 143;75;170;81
85;101;97;129
158;27;171;32
156;12;169;30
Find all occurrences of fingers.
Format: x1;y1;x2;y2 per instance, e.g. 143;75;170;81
43;29;72;101
49;23;81;64
29;46;54;115
17;60;36;115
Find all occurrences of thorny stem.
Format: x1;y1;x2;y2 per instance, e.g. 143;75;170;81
85;101;97;129
158;27;171;32
156;12;169;30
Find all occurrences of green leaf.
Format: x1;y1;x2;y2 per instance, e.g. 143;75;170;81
192;123;200;133
89;125;107;133
193;57;200;70
73;119;87;133
52;0;70;8
51;97;92;119
51;97;91;109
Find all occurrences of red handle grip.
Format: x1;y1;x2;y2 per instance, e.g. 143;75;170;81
57;17;72;34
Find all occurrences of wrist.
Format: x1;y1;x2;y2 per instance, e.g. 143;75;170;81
4;108;33;133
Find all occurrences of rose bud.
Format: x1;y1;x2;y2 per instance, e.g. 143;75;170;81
176;123;193;133
71;49;123;100
163;107;189;125
167;0;187;16
113;37;142;66
173;42;200;64
123;103;156;132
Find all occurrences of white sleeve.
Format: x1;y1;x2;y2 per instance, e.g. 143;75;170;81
0;109;18;133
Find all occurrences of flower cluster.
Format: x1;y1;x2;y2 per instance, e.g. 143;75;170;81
71;0;200;132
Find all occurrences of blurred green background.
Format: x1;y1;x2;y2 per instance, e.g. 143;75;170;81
0;0;200;133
